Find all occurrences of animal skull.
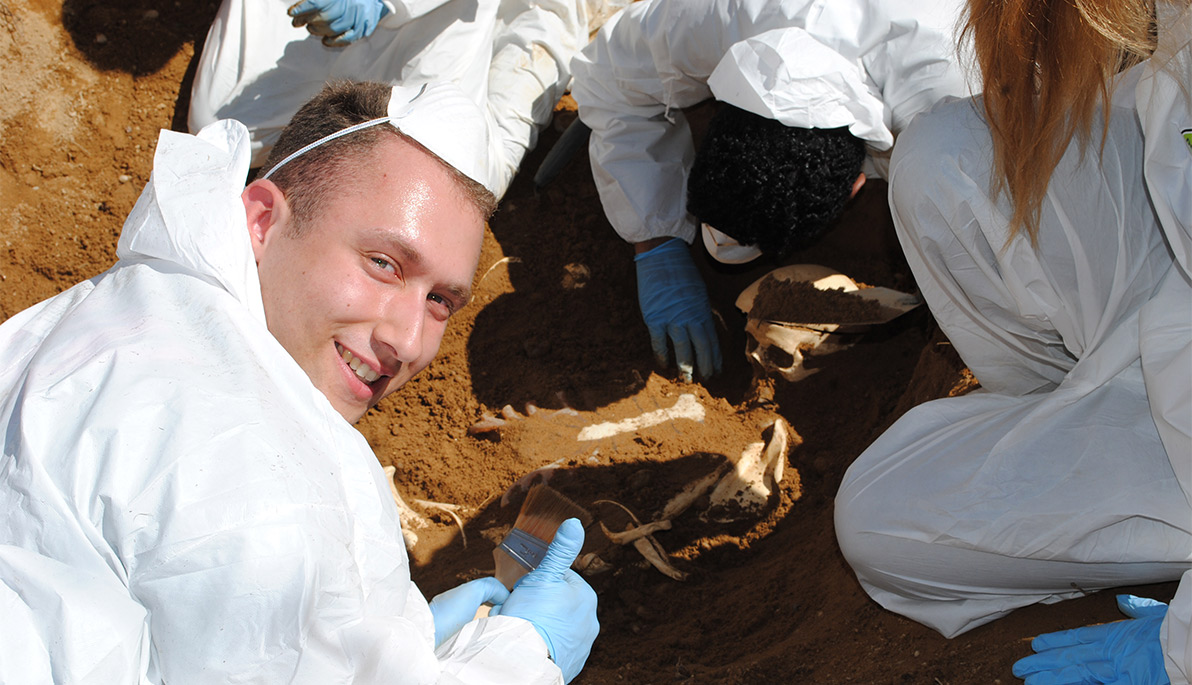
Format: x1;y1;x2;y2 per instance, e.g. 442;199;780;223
744;318;853;382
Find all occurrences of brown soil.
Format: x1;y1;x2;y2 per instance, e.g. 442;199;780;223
750;276;886;324
1;0;1177;681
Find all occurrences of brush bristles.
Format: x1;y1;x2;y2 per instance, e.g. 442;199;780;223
494;484;591;589
512;483;591;542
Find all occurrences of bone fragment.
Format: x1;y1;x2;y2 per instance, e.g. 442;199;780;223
575;552;614;576
658;459;732;521
475;256;521;296
594;509;688;581
577;393;704;441
766;417;794;484
412;499;468;548
705;417;794;522
383;465;425;549
632;536;689;581
467;413;507;434
599;519;672;545
592;499;643;526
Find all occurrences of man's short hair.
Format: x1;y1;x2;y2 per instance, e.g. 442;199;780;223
257;80;497;235
686;104;866;259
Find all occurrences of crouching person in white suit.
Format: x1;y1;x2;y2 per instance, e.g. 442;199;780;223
0;80;598;684
188;0;599;199
568;0;979;384
836;1;1192;683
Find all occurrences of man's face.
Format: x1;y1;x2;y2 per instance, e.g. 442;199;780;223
247;136;485;424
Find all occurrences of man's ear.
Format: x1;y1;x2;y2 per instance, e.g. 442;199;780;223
849;172;866;199
242;179;291;263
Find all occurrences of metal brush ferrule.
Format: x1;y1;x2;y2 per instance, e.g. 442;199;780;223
498;528;549;572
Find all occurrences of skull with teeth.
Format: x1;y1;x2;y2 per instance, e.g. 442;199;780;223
743;319;851;383
735;265;920;391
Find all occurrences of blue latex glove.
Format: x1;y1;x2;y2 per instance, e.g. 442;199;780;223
490;518;598;683
287;0;388;47
1012;594;1171;684
634;238;723;382
427;576;510;647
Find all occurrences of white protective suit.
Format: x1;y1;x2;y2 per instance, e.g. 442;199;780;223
569;0;977;246
835;3;1192;682
188;0;594;197
0;121;561;684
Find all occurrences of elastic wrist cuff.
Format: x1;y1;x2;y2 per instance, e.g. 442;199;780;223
634;237;686;261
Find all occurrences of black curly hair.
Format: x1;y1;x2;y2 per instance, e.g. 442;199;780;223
686;104;867;260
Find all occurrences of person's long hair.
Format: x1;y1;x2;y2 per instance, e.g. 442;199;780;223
962;0;1158;243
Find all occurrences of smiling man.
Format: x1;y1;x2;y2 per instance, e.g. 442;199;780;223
0;80;598;684
246;121;484;423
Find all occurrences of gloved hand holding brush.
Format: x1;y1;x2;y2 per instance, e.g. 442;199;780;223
491;518;599;684
427;577;510;647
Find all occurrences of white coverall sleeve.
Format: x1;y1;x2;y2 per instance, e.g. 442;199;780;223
483;0;590;197
380;0;457;28
571;0;727;245
570;0;973;245
1138;2;1192;277
0;305;563;684
857;0;974;137
128;438;553;685
572;0;845;245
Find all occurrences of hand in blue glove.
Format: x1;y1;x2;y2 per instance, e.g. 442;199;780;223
489;518;598;683
427;576;510;647
287;0;388;47
1012;594;1170;684
634;238;723;382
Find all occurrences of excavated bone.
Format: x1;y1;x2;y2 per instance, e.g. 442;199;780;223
468;398;577;435
738;264;921;383
412;499;468;548
631;535;689;581
577;393;704;441
383;465;427;549
658;459;732;521
383;465;470;548
599;519;672;545
703;417;793;523
467;413;509;434
594;501;688;581
574;552;614;576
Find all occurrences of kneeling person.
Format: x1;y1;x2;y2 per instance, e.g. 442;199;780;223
0;80;598;684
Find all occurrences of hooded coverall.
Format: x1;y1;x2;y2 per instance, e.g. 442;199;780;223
0;120;563;684
836;4;1192;681
188;0;594;197
568;0;978;247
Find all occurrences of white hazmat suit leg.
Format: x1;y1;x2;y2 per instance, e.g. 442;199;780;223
834;70;1192;679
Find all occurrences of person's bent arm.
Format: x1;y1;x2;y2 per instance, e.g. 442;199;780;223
633;238;722;381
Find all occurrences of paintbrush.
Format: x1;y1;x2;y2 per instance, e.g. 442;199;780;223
494;483;591;590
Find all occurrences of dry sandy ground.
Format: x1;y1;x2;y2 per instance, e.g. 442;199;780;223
0;0;1178;681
